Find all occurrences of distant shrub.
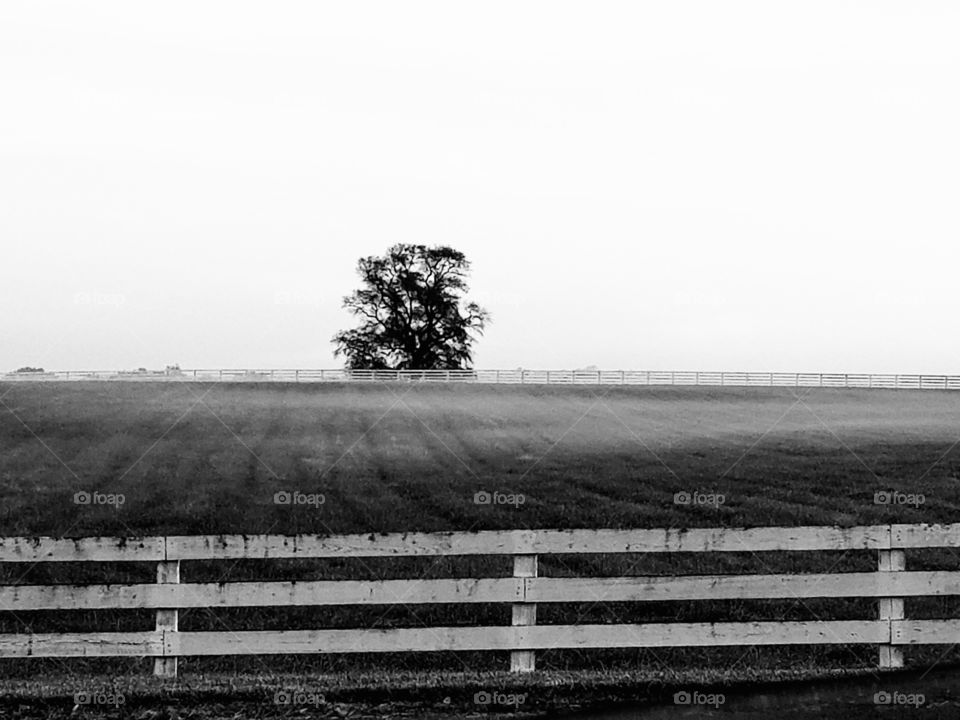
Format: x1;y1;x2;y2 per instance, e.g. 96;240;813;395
15;366;45;373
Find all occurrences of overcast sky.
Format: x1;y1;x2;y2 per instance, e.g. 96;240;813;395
2;2;958;373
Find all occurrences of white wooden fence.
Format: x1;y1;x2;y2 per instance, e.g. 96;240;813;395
5;369;960;389
2;524;960;677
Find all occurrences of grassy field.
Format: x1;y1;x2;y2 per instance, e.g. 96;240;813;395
2;381;960;714
2;380;959;536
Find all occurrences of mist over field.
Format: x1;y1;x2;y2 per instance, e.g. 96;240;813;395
3;382;958;537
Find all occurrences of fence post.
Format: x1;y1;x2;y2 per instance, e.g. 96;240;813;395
154;559;180;678
511;555;537;673
878;548;905;669
621;370;625;385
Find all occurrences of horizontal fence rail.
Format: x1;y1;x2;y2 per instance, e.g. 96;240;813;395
4;369;960;390
3;525;960;675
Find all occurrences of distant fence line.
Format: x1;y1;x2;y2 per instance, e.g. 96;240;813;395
2;523;959;676
4;369;960;390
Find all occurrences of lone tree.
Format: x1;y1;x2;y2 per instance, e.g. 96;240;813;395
332;244;489;369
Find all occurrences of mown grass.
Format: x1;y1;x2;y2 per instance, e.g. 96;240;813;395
2;381;960;695
3;381;960;535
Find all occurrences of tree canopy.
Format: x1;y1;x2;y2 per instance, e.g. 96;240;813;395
332;244;489;369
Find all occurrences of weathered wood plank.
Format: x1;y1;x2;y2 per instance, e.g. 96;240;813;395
891;523;960;549
0;632;163;657
167;621;889;655
529;526;891;554
154;560;180;677
19;523;960;566
9;524;960;561
165;531;537;559
877;549;906;668
892;619;960;645
8;572;958;611
0;578;524;610
524;571;960;603
511;555;538;672
163;526;891;560
0;526;895;563
0;537;165;563
0;622;893;659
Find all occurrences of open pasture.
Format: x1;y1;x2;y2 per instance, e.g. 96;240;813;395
0;381;958;537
